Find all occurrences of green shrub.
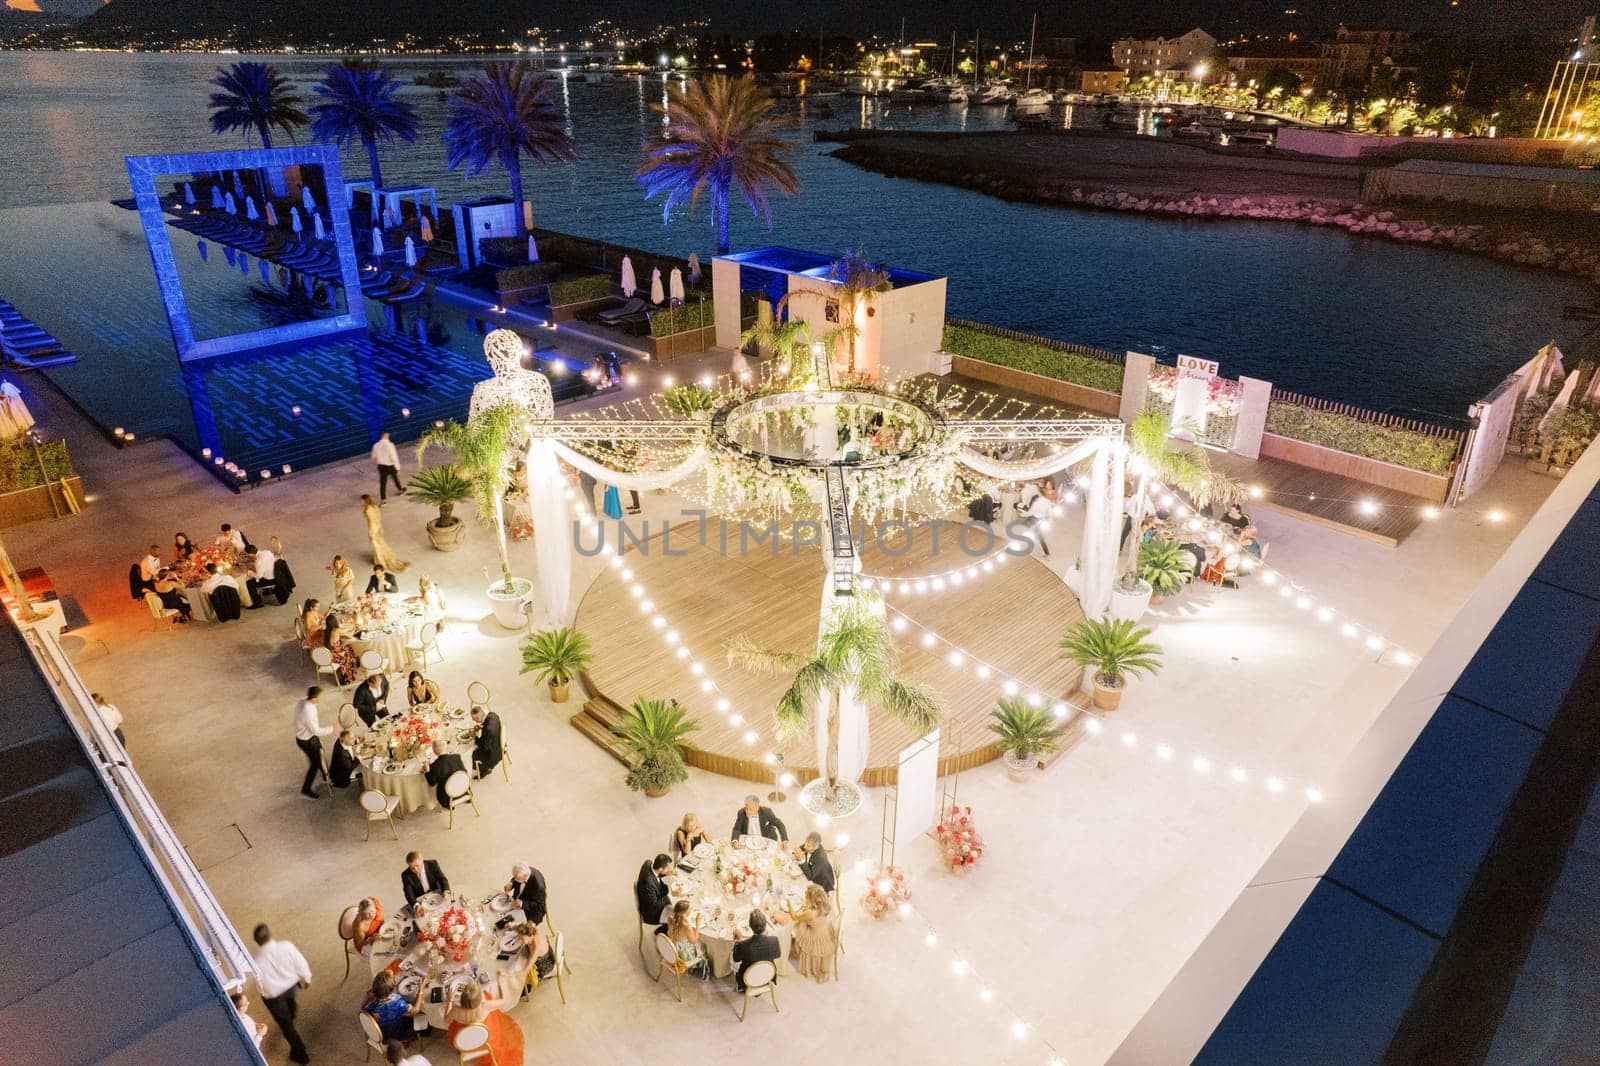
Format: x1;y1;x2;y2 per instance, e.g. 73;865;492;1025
942;323;1123;393
1264;401;1458;475
648;301;715;337
495;260;562;292
479;236;530;267
548;274;614;306
0;438;73;493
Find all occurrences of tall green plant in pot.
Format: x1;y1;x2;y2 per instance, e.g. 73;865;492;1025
614;697;700;796
988;698;1068;781
519;626;593;703
1059;618;1162;711
1137;537;1191;599
407;465;473;551
418;404;525;622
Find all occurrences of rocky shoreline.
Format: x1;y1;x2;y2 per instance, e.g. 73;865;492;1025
830;137;1600;286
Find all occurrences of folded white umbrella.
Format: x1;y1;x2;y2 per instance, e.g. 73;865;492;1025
404;236;417;267
419;215;434;244
313;213;326;241
669;268;685;304
372;227;383;257
528;234;539;262
290;207;302;233
649;268;664;305
265;201;278;227
620;256;636;297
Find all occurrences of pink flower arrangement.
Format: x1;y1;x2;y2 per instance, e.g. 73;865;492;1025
508;515;535;541
722;863;758;896
860;865;911;919
1147;365;1241;413
414;904;475;964
934;805;985;871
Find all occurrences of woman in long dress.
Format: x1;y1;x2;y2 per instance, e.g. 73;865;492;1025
361;495;407;572
328;555;355;603
602;483;623;520
445;982;524;1066
787;883;838;982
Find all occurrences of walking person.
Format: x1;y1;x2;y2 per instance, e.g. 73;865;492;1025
372;431;405;502
293;686;333;799
251;923;313;1064
361;495;408;572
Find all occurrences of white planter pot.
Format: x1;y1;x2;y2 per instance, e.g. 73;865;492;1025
1001;752;1034;782
1109;579;1153;623
486;576;535;629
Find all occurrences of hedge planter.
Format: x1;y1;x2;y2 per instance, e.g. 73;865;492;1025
425;518;467;552
0;477;84;529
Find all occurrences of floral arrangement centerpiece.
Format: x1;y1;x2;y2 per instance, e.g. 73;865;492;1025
414;902;476;965
860;865;911;920
1146;365;1242;414
180;544;231;585
389;715;434;760
721;862;759;897
354;592;390;630
507;514;534;541
934;805;985;872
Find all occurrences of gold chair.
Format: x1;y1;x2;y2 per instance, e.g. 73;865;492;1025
541;910;573;975
631;883;657;968
443;769;478;829
450;1021;498;1065
497;738;512;783
361;789;401;841
143;591;180;632
833;875;846;978
738;960;779;1021
406;621;444;670
337;905;360;981
654;932;688;1000
551;930;569;1004
337;702;359;731
310;645;345;689
467;680;491;706
357;1010;385;1061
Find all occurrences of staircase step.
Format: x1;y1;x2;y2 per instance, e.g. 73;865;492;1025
569;707;631;767
1037;691;1094;770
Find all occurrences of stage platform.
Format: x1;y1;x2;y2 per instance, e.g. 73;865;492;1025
572;519;1085;786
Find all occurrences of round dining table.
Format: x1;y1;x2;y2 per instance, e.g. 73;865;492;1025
367;890;534;1029
663;836;808;977
359;704;475;816
344;597;423;670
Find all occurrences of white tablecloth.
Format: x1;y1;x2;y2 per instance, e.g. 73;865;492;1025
664;837;806;977
361;706;474;816
367;892;533;1029
349;618;419;671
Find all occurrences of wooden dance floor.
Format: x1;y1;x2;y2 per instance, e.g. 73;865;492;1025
574;519;1085;786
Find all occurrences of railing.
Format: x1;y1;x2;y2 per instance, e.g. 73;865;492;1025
945;317;1126;367
20;622;259;998
1268;387;1470;445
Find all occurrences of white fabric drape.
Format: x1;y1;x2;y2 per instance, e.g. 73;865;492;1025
1079;443;1125;620
528;439;573;625
955;436;1102;482
551;442;705;493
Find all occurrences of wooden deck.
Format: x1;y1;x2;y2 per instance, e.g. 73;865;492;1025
574;521;1085;786
1208;450;1431;547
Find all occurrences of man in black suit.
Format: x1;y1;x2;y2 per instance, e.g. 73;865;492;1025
731;909;782;991
423;741;467;809
795;831;835;894
401;851;450;907
365;565;400;594
635;854;673;927
731;794;788;844
328;730;363;790
468;704;503;778
504;862;547;925
353;672;390;729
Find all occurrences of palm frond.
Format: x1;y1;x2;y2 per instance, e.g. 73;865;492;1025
445;62;574;177
774;658;833;741
209;62;306;148
725;636;809;676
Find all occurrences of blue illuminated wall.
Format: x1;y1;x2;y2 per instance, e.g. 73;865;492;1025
125;146;366;362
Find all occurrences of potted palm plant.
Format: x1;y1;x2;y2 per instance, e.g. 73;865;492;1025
1137;537;1191;600
988;698;1068;782
1059;618;1163;711
407;465;473;552
613;697;700;797
519;626;592;703
659;383;720;419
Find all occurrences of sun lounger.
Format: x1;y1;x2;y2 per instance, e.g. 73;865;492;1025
596;297;646;325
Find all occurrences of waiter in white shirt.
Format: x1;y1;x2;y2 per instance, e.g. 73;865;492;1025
246;543;277;608
372;431;405;503
251;923;313;1065
293;686;334;799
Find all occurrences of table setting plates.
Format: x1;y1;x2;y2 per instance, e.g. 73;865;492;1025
448;706;469;720
488;893;514;914
396;972;423;998
498;930;522;953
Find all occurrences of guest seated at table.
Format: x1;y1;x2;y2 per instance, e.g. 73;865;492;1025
674;813;709;858
351;896;385;952
469;704;503;778
173;532;196;561
354;672;391;728
151;569;193;623
504;862;546;924
362;972;420;1043
140;544;163;585
731;909;782;991
418;575;446;626
445;982;524;1066
245;541;277;609
664;899;706;972
636;854;674;927
216;522;246;554
787;883;838;982
1237;524;1265;559
1220;502;1250;532
366;564;400;595
423;739;466;809
329;729;363;790
405;671;441;707
329;555;355;603
794;831;836;894
732;795;788;844
323;618;359;685
401;852;450;907
200;563;242;622
299;599;326;648
512;921;554;996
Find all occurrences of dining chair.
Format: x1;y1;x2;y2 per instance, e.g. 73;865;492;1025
654;932;691;1001
443;770;478;829
310;646;343;688
496;738;512;783
632;884;656;968
738;960;779;1021
834;872;846;969
143;591;180;632
357;1010;385;1061
551;930;570;1004
451;1021;498;1065
358;648;385;675
406;621;443;670
467;680;491;706
361;788;401;841
293;615;311;661
337;905;360;981
338;702;359;731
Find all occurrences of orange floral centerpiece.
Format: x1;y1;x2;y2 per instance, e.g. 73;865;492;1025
721;862;758;896
414;901;476;965
389;715;434;760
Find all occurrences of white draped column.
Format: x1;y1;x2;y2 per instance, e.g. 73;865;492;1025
1080;441;1125;620
527;438;573;626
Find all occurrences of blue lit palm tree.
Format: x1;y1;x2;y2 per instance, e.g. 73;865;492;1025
638;75;800;255
309;62;419;188
444;62;575;239
208;61;307;149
